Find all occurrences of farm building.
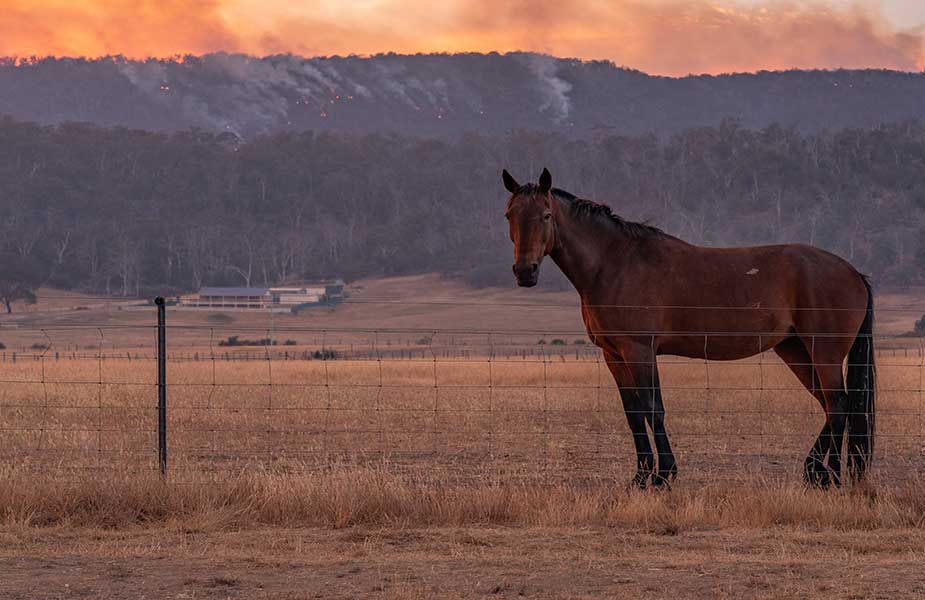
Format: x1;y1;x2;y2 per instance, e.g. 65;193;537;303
181;287;271;309
179;280;345;311
322;280;345;304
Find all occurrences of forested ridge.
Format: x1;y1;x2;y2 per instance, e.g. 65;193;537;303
0;116;923;301
2;53;925;138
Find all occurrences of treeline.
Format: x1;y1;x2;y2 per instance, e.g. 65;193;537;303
0;116;923;301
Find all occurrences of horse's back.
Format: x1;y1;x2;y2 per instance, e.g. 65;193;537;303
584;240;869;360
669;241;867;315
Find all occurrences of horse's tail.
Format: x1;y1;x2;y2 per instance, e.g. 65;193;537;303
846;275;875;480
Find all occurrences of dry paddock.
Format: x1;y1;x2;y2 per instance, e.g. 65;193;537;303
0;352;922;480
1;352;925;598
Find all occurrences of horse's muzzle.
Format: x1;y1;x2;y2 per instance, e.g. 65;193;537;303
513;263;538;287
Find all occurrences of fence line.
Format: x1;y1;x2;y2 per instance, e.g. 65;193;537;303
2;348;923;363
13;294;925;310
0;302;922;485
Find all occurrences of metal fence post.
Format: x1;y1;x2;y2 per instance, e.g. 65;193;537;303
155;297;167;477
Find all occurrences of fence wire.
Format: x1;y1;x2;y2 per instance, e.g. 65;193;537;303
0;305;922;486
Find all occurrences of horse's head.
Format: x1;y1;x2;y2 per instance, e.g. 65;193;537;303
502;168;555;287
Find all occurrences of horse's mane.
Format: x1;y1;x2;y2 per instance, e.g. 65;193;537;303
517;184;664;239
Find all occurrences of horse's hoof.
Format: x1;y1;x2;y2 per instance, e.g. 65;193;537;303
651;473;673;491
804;469;830;489
629;472;650;490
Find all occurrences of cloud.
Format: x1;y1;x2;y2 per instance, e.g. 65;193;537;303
2;0;922;75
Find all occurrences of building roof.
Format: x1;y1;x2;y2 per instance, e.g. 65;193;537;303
270;281;344;288
199;287;269;296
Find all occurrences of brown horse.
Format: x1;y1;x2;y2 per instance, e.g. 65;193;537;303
502;168;875;488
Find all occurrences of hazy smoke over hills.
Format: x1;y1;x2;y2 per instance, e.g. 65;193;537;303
2;52;925;138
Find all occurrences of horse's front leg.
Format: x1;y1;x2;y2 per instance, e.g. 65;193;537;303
646;366;677;487
605;348;676;488
604;351;653;487
617;384;655;488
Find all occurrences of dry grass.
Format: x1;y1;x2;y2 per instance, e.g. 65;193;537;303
0;308;923;597
0;354;921;482
1;466;924;533
1;352;921;536
0;327;922;522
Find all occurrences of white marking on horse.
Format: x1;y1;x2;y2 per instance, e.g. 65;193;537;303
746;268;759;276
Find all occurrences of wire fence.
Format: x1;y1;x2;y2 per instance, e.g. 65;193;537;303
0;301;922;485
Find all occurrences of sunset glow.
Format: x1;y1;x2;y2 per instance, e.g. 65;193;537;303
2;0;923;75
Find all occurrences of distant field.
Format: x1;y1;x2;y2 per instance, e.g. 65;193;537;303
3;275;923;348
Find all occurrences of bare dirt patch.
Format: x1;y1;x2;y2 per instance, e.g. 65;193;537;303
2;526;925;599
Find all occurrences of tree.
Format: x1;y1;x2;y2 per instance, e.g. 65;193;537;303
0;253;42;313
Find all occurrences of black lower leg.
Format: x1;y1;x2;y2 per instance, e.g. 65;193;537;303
621;391;654;488
630;420;654;488
632;363;675;488
648;386;676;487
826;394;849;487
804;421;832;488
651;426;676;487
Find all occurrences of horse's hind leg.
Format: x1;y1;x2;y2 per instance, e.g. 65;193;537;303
775;337;850;487
774;338;833;487
808;348;851;487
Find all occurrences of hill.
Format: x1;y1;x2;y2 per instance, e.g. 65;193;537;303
2;53;925;138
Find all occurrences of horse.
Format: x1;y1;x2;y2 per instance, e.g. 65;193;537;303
502;168;875;488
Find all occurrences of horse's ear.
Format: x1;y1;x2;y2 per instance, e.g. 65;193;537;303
502;169;520;194
538;168;552;193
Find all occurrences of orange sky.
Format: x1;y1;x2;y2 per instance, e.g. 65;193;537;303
3;0;923;75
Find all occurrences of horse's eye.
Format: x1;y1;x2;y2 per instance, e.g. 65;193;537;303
543;213;552;221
